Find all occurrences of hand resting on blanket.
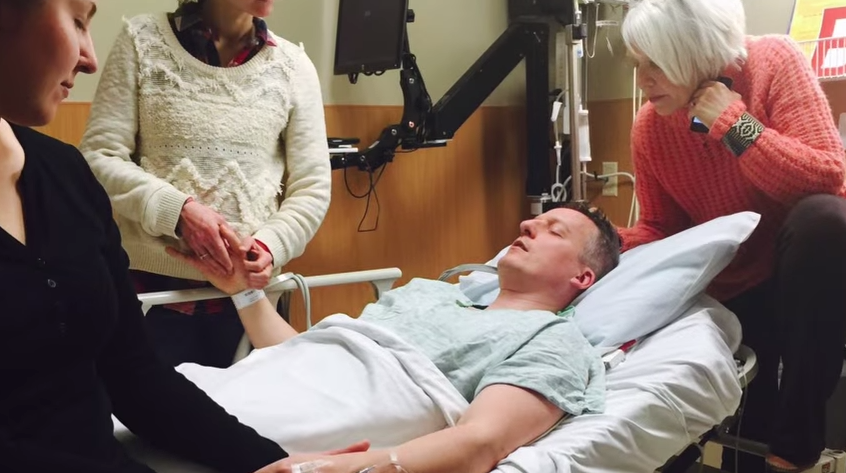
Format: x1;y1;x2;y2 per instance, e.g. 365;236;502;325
255;385;566;473
175;203;620;473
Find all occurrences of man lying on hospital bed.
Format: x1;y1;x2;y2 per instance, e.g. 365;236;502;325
165;203;620;473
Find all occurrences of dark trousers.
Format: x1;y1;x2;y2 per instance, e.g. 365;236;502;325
145;305;245;369
722;194;846;471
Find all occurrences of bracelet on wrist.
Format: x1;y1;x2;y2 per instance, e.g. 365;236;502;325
721;112;764;157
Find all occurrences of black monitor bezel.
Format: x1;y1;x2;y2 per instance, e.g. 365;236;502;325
333;0;410;76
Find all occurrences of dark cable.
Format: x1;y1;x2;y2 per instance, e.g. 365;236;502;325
343;161;389;232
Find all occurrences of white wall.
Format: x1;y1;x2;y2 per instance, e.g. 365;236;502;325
584;4;634;101
743;0;794;35
71;0;800;104
72;0;525;106
71;0;175;102
268;0;525;106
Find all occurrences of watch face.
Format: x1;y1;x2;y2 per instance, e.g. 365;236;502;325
690;77;733;133
690;117;708;133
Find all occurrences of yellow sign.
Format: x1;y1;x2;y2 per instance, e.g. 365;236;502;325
789;0;846;43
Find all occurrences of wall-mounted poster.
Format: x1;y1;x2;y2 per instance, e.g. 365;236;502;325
789;0;846;77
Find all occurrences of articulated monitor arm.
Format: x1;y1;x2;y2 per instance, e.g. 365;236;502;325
330;45;434;172
331;18;552;192
425;22;548;143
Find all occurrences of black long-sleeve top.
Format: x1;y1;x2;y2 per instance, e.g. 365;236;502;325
0;125;288;473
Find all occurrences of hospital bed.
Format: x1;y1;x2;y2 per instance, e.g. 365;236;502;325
116;263;751;473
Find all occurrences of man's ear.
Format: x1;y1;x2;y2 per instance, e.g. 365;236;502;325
570;267;596;291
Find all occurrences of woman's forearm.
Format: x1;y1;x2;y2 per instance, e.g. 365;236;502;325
331;425;500;473
325;425;496;473
236;297;299;348
381;384;564;473
391;424;503;473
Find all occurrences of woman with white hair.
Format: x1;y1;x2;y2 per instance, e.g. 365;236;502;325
79;0;332;368
618;0;846;471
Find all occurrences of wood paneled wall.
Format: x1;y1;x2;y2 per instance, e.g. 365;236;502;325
35;103;92;146
285;106;529;328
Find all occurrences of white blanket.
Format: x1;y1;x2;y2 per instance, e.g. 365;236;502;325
117;298;742;473
115;315;469;472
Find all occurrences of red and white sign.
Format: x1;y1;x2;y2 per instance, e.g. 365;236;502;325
811;6;846;77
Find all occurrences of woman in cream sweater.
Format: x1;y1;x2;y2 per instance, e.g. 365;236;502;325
80;0;331;368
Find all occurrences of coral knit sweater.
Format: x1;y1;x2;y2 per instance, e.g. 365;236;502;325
618;35;846;302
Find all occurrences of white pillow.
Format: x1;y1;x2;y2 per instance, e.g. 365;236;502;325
458;212;761;348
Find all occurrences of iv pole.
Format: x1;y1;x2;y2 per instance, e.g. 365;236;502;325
564;0;627;203
565;23;585;202
565;0;587;203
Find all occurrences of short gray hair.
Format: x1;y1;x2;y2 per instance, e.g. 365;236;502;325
622;0;748;88
561;202;620;281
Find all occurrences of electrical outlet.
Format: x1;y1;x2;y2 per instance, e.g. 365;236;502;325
602;162;618;197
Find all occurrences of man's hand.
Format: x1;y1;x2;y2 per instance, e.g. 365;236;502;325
167;226;254;295
177;200;234;276
687;80;742;130
254;441;372;473
240;235;274;289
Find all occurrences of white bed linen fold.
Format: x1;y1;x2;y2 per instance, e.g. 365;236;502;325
114;314;468;472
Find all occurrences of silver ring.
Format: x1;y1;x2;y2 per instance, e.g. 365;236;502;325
198;253;209;260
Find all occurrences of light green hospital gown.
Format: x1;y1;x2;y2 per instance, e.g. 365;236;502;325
359;278;605;416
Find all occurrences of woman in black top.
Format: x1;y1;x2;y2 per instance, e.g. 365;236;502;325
0;1;363;471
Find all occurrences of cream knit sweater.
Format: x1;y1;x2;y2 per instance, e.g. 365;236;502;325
80;13;331;281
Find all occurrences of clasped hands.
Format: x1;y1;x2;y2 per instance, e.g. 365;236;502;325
167;200;273;292
253;442;406;473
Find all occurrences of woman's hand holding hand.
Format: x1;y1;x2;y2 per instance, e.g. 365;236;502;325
168;225;278;294
254;441;375;473
167;226;253;295
239;235;274;289
177;200;234;276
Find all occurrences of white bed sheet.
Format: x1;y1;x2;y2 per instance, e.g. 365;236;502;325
494;294;744;473
115;295;743;473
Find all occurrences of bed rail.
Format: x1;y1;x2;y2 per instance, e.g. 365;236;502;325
136;268;403;363
137;268;402;315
